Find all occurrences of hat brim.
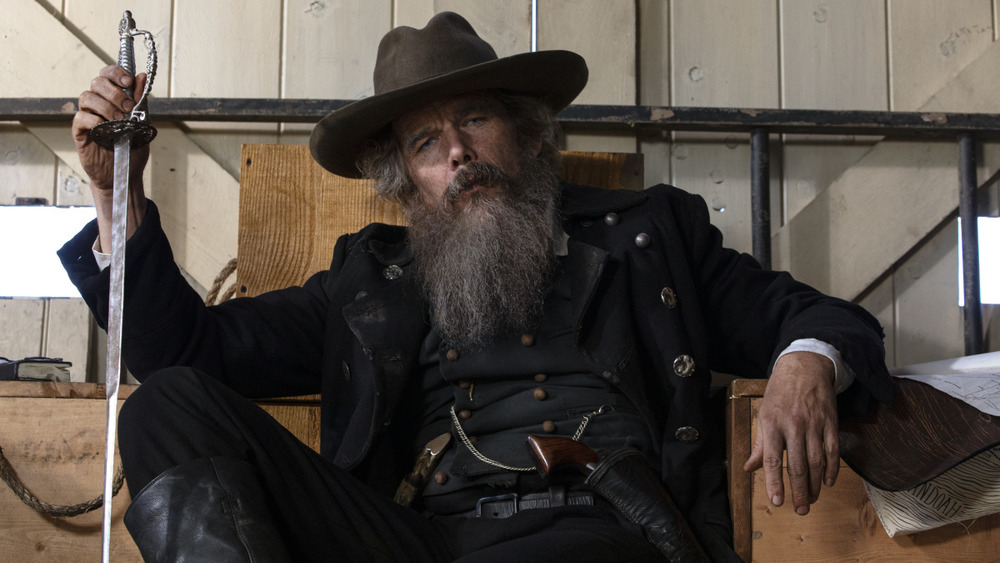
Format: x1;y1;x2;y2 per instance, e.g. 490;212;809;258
309;50;588;178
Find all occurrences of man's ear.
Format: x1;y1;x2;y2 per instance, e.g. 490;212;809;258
530;138;543;158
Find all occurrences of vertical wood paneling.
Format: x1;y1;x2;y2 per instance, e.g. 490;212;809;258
0;125;57;205
894;220;964;366
780;0;888;230
0;299;44;360
280;0;393;145
172;0;283;178
780;0;888;111
638;0;671;186
394;0;434;28
44;299;92;383
540;0;637;154
671;0;779;254
888;0;994;111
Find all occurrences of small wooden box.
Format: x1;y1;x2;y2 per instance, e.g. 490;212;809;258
727;378;1000;561
0;381;319;561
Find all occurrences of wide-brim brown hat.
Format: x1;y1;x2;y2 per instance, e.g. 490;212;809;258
309;11;588;178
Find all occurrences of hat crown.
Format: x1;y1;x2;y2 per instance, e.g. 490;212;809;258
373;12;498;95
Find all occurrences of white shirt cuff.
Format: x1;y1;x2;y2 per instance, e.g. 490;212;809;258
93;237;111;271
777;338;855;394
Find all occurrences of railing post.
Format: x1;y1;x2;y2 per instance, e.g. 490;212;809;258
751;128;771;270
959;132;984;355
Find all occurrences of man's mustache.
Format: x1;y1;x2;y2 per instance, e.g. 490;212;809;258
446;161;512;202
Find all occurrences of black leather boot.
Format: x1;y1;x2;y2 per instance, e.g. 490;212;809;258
124;457;292;562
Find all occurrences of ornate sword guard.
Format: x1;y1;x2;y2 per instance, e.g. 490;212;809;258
91;10;158;150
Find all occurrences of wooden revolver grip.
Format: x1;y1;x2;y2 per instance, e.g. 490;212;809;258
527;435;600;474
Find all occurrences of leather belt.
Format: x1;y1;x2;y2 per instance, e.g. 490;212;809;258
470;487;595;519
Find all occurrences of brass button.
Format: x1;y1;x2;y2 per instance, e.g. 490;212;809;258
446;349;460;361
458;409;472;420
673;354;695;377
604;212;620;226
534;373;548;382
383;264;403;280
520;334;535;347
675;426;700;443
661;287;678;309
533;388;548;401
542;420;557;433
458;379;471;389
434;471;448;485
634;232;651;248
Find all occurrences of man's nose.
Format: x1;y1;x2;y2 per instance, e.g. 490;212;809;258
448;131;476;170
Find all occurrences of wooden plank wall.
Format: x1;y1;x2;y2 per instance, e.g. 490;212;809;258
2;0;999;383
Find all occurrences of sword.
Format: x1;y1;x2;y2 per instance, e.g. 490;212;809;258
89;11;157;563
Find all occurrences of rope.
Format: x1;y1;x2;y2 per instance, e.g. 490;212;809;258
205;257;238;305
0;444;124;518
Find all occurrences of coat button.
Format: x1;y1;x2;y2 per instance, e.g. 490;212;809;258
458;379;471;389
383;264;403;280
604;212;620;226
446;349;460;361
542;420;557;433
533;388;548;401
661;287;677;309
634;233;651;248
534;373;548;382
458;409;472;420
673;354;695;377
520;334;535;347
434;471;449;485
675;426;700;442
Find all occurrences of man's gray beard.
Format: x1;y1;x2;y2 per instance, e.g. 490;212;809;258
405;153;561;349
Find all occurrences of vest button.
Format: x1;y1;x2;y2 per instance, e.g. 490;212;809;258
520;334;535;347
434;471;449;485
533;388;548;401
383;264;403;280
458;379;471;389
635;232;651;248
534;373;548;382
604;212;620;226
673;354;695;377
446;349;460;361
542;420;557;433
458;409;472;420
675;426;700;442
661;287;678;309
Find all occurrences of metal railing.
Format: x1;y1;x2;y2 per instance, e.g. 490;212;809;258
3;98;997;354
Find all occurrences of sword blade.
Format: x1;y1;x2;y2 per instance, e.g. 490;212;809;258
102;135;130;563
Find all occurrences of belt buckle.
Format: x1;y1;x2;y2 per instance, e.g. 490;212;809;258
475;493;518;517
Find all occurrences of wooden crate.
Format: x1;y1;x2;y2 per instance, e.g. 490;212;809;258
728;378;1000;561
0;381;319;561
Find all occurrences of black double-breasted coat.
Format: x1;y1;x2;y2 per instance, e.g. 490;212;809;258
60;181;893;551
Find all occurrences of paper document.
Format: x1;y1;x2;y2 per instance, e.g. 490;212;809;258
890;351;1000;416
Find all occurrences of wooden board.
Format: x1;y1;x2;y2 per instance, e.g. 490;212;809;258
669;0;780;255
728;378;1000;561
0;382;319;561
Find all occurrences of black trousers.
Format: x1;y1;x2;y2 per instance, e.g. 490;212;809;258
118;367;666;562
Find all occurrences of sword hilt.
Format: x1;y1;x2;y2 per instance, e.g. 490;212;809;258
91;10;158;150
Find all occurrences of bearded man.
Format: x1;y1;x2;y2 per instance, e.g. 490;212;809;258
61;11;893;563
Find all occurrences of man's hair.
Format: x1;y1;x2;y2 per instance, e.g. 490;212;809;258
356;91;562;203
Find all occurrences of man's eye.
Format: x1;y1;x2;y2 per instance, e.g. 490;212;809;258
465;116;485;126
416;138;435;152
